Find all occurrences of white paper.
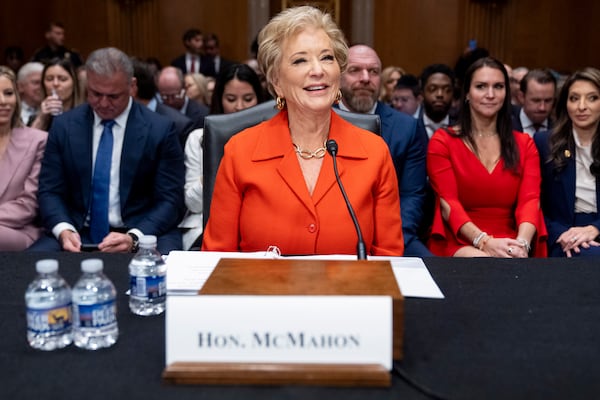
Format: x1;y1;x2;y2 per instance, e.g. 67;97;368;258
165;251;444;299
165;250;277;295
370;256;444;299
166;295;392;369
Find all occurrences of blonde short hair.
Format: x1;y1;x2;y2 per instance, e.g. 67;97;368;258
257;5;348;98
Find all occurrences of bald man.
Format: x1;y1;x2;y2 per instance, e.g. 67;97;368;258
156;66;208;141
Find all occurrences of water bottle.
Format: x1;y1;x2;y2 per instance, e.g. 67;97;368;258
25;259;73;350
50;88;63;116
72;259;118;350
129;235;166;316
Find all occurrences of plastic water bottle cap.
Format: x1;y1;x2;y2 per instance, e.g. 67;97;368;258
139;235;157;247
36;259;59;274
81;258;103;273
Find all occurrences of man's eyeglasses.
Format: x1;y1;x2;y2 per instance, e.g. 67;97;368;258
160;89;186;101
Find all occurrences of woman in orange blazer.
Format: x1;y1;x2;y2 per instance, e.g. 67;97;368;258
202;6;404;256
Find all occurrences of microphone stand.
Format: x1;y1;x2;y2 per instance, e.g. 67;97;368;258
326;140;367;260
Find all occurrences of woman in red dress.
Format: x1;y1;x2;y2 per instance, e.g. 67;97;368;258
427;57;547;257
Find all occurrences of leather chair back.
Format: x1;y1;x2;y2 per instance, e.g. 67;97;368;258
202;100;381;228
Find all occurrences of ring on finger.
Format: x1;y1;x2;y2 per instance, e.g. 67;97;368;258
572;236;579;242
507;247;513;254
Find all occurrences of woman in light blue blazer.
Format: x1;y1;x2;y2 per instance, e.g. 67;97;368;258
534;67;600;257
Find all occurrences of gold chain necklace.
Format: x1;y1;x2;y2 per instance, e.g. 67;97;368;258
475;131;498;137
293;141;327;159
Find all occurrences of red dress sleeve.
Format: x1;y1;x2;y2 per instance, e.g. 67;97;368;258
514;134;547;257
427;129;472;237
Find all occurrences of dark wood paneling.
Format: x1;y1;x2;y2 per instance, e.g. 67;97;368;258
1;0;598;77
373;0;464;75
158;0;249;65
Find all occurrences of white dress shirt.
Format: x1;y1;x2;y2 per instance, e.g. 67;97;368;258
573;131;597;213
186;53;200;73
20;101;37;125
423;113;449;139
178;128;204;250
519;108;548;137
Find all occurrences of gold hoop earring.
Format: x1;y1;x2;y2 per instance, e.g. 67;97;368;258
276;96;286;110
335;90;342;104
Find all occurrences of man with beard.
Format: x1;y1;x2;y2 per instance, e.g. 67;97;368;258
339;44;431;257
419;64;456;139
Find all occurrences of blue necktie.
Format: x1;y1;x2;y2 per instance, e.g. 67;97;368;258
89;119;115;243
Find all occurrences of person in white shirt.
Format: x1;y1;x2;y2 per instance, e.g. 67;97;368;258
534;67;600;257
513;69;557;137
419;64;455;139
17;62;44;126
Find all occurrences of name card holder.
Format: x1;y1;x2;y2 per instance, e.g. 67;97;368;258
162;258;404;387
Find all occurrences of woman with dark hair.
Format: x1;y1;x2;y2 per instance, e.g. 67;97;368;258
209;63;264;114
180;63;265;249
534;67;600;257
31;58;82;131
427;57;547;257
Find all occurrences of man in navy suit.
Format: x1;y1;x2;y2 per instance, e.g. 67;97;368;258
204;33;236;76
30;47;185;254
170;28;216;77
511;69;556;136
418;63;456;139
339;45;431;257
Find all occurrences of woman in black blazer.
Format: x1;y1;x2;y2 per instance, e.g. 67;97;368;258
534;67;600;257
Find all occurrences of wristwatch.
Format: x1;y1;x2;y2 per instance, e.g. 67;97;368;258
128;232;139;253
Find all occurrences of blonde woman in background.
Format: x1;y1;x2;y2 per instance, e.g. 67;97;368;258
0;66;48;250
184;72;210;106
379;65;405;105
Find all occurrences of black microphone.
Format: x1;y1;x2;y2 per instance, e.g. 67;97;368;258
326;139;367;260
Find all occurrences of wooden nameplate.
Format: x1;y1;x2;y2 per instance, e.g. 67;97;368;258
162;362;390;387
162;258;403;387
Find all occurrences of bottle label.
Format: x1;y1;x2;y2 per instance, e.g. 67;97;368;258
27;303;73;334
75;300;117;328
130;275;166;300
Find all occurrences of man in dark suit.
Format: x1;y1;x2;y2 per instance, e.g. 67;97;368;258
339;44;431;257
157;66;208;141
30;47;185;254
170;28;216;77
32;21;83;69
511;69;556;136
418;63;457;139
132;59;195;149
204;33;236;76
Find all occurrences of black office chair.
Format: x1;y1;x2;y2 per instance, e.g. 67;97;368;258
202;100;381;228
